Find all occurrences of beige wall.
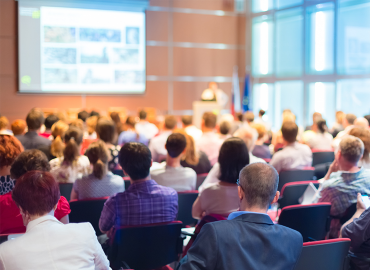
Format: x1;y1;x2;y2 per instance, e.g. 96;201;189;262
0;0;247;122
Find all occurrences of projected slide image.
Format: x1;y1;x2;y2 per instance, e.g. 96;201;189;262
111;48;139;64
81;47;109;64
81;68;111;84
43;48;76;64
80;28;121;43
43;68;77;84
126;27;140;44
115;70;144;84
44;26;76;43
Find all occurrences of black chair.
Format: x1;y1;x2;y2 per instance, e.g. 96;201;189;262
312;151;335;167
59;183;73;202
294;238;351;270
278;169;315;192
112;169;124;177
339;203;357;225
69;197;108;236
278;203;331;242
278;181;320;209
123;177;131;190
177;191;198;226
196;173;208;190
108;222;184;270
314;162;332;179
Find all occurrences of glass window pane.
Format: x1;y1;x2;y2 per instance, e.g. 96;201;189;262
277;0;303;10
337;79;370;117
276;8;303;77
307;82;336;127
252;83;274;126
252;16;274;77
252;0;274;13
306;3;334;74
338;0;370;74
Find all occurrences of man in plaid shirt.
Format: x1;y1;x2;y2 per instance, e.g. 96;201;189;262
318;136;370;238
99;142;178;235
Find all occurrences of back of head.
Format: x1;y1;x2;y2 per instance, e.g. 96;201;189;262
44;114;59;130
233;126;258;150
219;121;231;135
364;115;370;127
239;163;279;209
336;111;344;124
259;109;266;117
339;135;364;164
166;133;187;158
218;137;250;184
26;108;44;130
11;119;27;136
181;115;193;126
86;116;98;135
165;115;177;130
346;113;357;125
51;121;70;158
0;135;23;168
348;128;370;163
0;116;9;130
139;110;147;120
250;123;266;140
90;110;100;117
354;117;369;129
96;118;116;143
313;112;322;124
173;129;198;165
110;112;121;124
282;111;296;123
126;116;137;128
281;121;298;143
235;112;243;122
202;112;217;129
10;149;50;179
244;111;255;123
119;142;152;180
317;119;328;134
63;127;83;163
69;119;84;132
12;171;60;216
78;110;90;122
86;140;108;179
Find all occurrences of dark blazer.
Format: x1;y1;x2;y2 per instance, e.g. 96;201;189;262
179;213;303;270
16;131;51;150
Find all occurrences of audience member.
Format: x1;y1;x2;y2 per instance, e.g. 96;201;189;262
151;133;196;191
305;112;322;131
349;128;370;169
77;110;90;122
0;150;70;234
135;110;159;139
90;110;100;118
307;119;333;150
117;116;148;145
218;120;231;140
244;111;254;125
71;140;124;200
271;110;298;153
330;111;345;137
182;115;202;141
318;136;370;238
69;119;84;132
0;171;110;269
270;121;312;172
251;123;272;159
149;115;177;162
0;116;12;135
192;138;249;219
355;117;369;129
110;112;124;141
39;120;69;161
180;163;303;270
39;114;58;138
254;109;271;131
10;119;27;136
364;115;370;127
233;126;266;163
196;112;224;166
50;127;90;183
84;116;98;140
332;113;358;150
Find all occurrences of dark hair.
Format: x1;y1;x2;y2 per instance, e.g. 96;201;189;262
96;118;116;143
0;135;23;167
78;110;90;122
139;110;147;120
202;112;217;128
181;115;193;126
219;121;231;135
119;142;152;180
12;171;60;216
317;119;327;134
44;114;59;130
218;137;249;184
364;115;370;126
281;121;298;143
63;127;83;163
346;114;357;125
126;116;137;127
26;108;44;130
235;112;243;122
166;133;187;158
244;111;255;123
86;140;108;179
259;109;266;117
239;163;279;209
90;110;100;117
165;115;177;130
10;150;50;179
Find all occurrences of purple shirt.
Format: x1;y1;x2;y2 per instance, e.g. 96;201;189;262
99;180;178;231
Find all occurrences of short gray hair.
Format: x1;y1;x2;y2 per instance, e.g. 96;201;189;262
233;126;258;151
339;135;364;164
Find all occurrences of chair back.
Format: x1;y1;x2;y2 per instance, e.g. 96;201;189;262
294;238;351;270
122;176;131;190
69;197;108;236
312;151;335;167
278;169;315;192
314;162;332;179
339;203;357;225
59;183;73;202
177;191;199;226
278;203;331;242
196;173;208;190
112;169;124;177
109;222;183;270
278;181;319;209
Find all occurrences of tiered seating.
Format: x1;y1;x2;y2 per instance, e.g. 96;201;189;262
59;183;73;201
278;168;315;192
278;181;319;208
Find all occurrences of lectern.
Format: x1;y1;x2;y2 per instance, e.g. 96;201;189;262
193;101;223;129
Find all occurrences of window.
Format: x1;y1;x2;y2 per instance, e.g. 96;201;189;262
277;0;303;10
337;79;370;117
252;83;274;124
252;0;274;13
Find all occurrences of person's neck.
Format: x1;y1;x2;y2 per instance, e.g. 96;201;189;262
239;202;268;214
339;162;360;173
255;139;264;146
130;175;152;184
29;210;55;223
162;128;173;133
166;156;182;168
139;119;147;123
183;124;192;129
28;128;39;133
202;127;214;133
219;181;237;186
0;166;11;177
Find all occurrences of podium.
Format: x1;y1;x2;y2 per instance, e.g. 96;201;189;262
193;101;223;129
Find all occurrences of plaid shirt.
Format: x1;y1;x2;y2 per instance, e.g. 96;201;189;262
99;180;178;232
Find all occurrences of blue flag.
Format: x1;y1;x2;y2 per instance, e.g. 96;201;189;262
242;75;250;112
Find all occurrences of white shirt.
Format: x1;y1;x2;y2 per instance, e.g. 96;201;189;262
50;155;91;183
201;88;229;107
149;131;172;162
308;132;333;150
150;162;197;192
0;215;111;270
270;142;313;173
196;131;224;166
135;121;159;140
185;125;203;141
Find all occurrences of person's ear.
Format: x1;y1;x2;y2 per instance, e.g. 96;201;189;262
271;191;280;204
165;144;167;150
238;186;244;201
150;160;153;168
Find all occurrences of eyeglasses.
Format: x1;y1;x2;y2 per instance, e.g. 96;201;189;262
236;179;240;186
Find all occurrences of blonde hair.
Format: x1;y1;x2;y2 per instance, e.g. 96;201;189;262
282;111;296;123
86;116;98;135
50;121;69;158
69;119;84;131
251;123;266;140
174;129;199;166
86;140;109;180
0;116;9;130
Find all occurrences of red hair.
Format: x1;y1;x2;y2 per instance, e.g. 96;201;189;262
12;171;60;216
0;135;23;167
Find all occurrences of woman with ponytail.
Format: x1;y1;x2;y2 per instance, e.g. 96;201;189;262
70;140;124;200
307;118;333;150
50;127;90;183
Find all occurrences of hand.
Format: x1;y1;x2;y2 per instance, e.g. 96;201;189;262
357;193;366;211
328;160;340;174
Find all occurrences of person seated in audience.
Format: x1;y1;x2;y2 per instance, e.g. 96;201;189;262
218;120;232;141
39;120;69;161
0;150;70;234
270;121;312;173
365;115;370;127
11;119;27;136
0;171;110;269
332;113;357;148
96;118;121;171
318;136;370;238
243;111;254;125
135;110;159;140
330;111;345;137
307;119;333;150
233;126;266;163
151;133;196;191
349;128;370;169
305;112;322;131
117;116;148;146
355;118;370;129
90;110;100;118
110;112;124;142
196;112;224;166
69;119;85;132
149;115;177;162
192;138;249;219
77;110;90;123
182;115;202;141
0;116;12;135
50;127;90;183
271;110;297;153
84;116;98;140
0;135;23;195
177;130;212;175
99;142;178;238
71;140;124;200
16;108;51;150
254;109;271;131
180;163;303;270
251;123;272;159
39;114;58;139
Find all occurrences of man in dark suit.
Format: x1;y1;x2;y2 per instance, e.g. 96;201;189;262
179;163;303;270
16;108;51;150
